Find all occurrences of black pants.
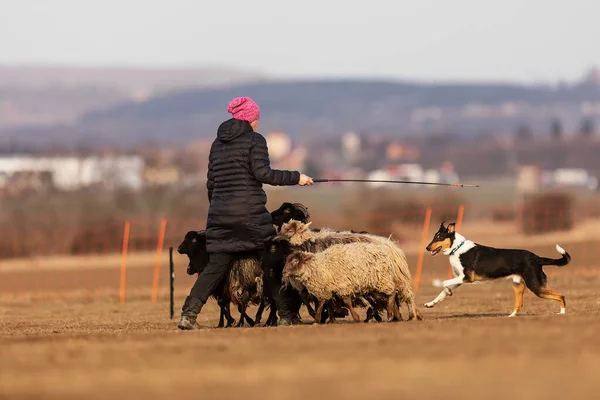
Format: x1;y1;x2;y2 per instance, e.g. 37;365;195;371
189;252;233;303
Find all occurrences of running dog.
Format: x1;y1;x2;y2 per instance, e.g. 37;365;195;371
423;221;571;317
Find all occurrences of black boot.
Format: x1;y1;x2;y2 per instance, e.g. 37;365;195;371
177;296;204;330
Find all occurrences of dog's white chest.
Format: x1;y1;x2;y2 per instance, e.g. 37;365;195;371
449;255;464;276
445;238;475;278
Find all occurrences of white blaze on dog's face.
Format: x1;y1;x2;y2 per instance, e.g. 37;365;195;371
425;222;456;256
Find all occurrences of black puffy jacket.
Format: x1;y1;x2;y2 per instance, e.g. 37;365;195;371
205;118;300;253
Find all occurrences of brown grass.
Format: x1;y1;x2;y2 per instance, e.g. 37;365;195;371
1;270;600;400
2;232;600;400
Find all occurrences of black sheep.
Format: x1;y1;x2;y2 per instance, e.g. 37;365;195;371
177;231;263;327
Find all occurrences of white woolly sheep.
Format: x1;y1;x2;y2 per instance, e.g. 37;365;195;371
282;242;408;323
279;219;423;321
264;230;397;323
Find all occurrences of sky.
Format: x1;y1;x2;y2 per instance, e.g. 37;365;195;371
1;0;598;83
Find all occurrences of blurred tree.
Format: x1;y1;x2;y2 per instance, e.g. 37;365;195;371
515;123;533;142
579;118;595;138
303;158;322;178
550;118;563;140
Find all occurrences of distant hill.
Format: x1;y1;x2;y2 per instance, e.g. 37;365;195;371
0;65;265;92
2;77;600;149
0;65;266;129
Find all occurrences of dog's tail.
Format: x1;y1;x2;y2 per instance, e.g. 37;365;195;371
537;244;571;267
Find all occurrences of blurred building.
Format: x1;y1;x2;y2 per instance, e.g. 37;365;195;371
517;165;598;193
265;132;292;161
385;142;420;162
0;155;145;192
365;161;460;189
542;168;598;191
516;165;541;194
144;166;180;187
341;131;361;161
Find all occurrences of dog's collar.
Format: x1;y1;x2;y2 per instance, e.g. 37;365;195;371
449;241;465;256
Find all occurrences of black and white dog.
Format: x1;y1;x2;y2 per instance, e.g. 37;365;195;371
424;221;571;317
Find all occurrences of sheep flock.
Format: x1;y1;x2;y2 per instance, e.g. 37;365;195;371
177;201;423;327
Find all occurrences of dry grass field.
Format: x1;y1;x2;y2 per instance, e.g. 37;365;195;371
1;210;600;400
2;231;600;400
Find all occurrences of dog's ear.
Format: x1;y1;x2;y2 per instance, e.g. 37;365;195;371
447;223;456;233
439;221;446;231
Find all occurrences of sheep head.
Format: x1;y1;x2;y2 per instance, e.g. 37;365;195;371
270;202;310;231
261;235;293;275
265;235;292;254
281;251;312;293
177;230;208;275
279;220;312;241
283;251;314;275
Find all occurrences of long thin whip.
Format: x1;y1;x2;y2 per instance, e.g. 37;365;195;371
312;178;479;188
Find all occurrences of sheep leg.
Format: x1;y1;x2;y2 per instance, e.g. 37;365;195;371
218;308;225;328
402;290;424;321
326;302;336;324
393;294;404;321
224;305;236;327
373;310;383;322
299;289;316;318
254;298;267;325
239;295;256;327
315;298;329;322
392;298;403;322
386;294;398;321
236;305;246;327
243;310;256;327
391;284;423;322
217;297;235;328
332;301;349;318
320;306;328;324
342;297;361;323
365;307;383;323
320;300;336;324
407;303;424;321
364;308;374;323
264;302;278;327
315;300;327;324
236;305;256;327
364;297;384;323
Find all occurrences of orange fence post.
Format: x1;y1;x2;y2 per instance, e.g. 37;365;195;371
120;221;131;305
152;218;168;303
414;208;432;292
448;205;465;279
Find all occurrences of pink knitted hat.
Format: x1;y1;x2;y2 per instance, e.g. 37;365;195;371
227;96;260;122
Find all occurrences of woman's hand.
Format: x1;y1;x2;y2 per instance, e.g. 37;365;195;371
298;173;314;186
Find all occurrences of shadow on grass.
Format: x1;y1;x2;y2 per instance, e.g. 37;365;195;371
436;312;535;320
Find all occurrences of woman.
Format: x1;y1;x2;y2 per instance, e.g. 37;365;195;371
178;96;314;330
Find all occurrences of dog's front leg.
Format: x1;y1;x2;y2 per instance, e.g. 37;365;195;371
441;275;466;296
424;281;463;308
